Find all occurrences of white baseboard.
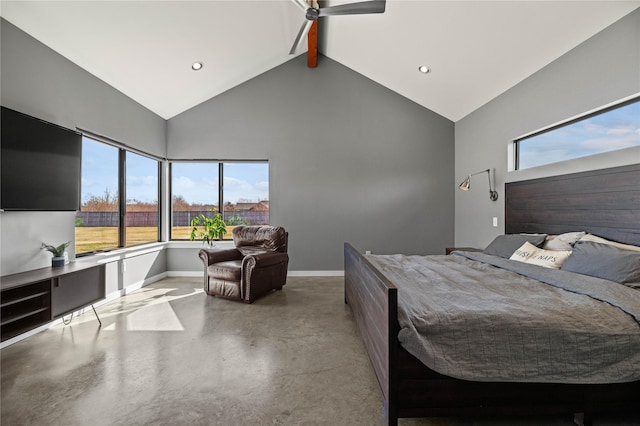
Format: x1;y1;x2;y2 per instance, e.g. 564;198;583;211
167;271;203;277
288;270;344;277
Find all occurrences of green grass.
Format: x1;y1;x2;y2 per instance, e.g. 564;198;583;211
75;226;237;253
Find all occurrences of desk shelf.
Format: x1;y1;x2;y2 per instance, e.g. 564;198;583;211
1;263;104;342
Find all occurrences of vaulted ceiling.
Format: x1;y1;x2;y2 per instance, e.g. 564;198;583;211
1;1;638;121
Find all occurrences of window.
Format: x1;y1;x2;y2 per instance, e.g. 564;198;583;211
75;136;160;255
125;152;160;246
515;97;640;170
170;162;269;240
171;162;219;239
75;138;119;253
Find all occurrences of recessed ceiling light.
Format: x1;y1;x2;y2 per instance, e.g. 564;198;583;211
418;65;430;74
192;61;204;71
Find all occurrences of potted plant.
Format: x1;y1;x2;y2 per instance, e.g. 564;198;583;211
41;241;71;267
190;209;227;247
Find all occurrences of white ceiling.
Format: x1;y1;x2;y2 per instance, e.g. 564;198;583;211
1;1;638;122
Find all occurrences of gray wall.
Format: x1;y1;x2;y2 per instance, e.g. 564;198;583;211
0;19;167;276
168;55;455;270
454;9;640;249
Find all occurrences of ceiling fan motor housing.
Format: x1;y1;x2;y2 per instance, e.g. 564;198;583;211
306;8;320;20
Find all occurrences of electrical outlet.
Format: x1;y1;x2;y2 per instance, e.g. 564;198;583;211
122;261;127;273
492;217;498;227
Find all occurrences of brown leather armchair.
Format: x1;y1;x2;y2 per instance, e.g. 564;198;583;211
198;225;289;303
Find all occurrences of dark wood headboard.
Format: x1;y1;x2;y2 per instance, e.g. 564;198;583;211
505;164;640;247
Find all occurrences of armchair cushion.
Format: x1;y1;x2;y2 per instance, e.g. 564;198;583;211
208;260;242;282
233;225;287;256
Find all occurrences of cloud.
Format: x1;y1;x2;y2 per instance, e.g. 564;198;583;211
580;134;640;151
173;176;196;190
583;122;606;133
127;175;157;186
606;124;637;136
221;177;269;203
223;176;253;192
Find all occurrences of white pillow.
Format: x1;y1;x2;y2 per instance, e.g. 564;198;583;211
510;241;572;269
579;234;640;252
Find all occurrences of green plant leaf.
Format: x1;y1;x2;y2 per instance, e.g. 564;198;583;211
189;210;226;246
41;241;71;257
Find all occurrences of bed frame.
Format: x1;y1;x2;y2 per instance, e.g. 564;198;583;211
344;164;640;426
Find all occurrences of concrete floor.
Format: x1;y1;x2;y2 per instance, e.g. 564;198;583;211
1;277;637;426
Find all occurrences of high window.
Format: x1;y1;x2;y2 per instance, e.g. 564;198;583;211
515;97;640;170
75;136;160;254
170;161;269;240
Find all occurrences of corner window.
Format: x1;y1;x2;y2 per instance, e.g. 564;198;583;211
170;161;269;240
75;136;160;255
515;96;640;170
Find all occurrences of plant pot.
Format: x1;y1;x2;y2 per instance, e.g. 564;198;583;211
52;257;66;267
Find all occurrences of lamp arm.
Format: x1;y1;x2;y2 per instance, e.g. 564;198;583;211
469;169;491;177
486;169;499;201
459;168;498;201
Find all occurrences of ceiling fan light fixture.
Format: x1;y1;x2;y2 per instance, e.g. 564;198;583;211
418;65;430;74
191;61;204;71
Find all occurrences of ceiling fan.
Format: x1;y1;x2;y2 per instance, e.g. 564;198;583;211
289;0;386;67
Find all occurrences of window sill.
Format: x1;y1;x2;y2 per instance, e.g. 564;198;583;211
75;242;167;265
165;240;235;250
74;240;236;266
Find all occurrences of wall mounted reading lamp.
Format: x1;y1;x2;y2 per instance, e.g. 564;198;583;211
458;169;498;201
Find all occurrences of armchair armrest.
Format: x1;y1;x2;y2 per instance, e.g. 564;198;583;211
198;248;242;266
242;252;289;269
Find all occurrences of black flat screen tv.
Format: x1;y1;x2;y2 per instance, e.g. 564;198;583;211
1;106;82;211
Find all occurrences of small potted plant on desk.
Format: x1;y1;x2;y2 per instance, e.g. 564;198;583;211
189;209;227;247
41;241;71;267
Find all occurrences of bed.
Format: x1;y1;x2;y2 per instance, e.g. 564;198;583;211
344;164;640;426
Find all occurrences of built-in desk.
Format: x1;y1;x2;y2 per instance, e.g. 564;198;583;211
1;262;105;342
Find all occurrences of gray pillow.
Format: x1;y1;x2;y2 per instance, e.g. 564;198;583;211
484;234;547;259
561;241;640;287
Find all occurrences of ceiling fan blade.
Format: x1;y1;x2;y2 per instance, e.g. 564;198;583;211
308;20;318;67
318;0;385;17
291;0;309;13
289;20;313;55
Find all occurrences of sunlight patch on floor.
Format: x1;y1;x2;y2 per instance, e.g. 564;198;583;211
99;287;203;331
103;296;184;331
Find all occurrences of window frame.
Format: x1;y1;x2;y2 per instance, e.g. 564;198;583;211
169;160;269;241
514;95;640;170
76;133;162;256
124;150;162;247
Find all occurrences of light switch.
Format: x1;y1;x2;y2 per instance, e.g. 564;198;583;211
492;217;498;227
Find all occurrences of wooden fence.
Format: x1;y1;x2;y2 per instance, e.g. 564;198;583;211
76;210;269;227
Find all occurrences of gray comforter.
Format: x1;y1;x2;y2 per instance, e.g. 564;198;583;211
366;251;640;384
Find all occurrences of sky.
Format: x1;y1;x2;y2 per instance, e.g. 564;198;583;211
518;100;640;169
171;162;268;205
81;138;268;205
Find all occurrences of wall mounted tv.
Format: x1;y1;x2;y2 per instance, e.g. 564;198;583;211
1;106;82;211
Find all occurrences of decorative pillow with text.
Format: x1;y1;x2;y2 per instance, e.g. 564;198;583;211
510;241;572;269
